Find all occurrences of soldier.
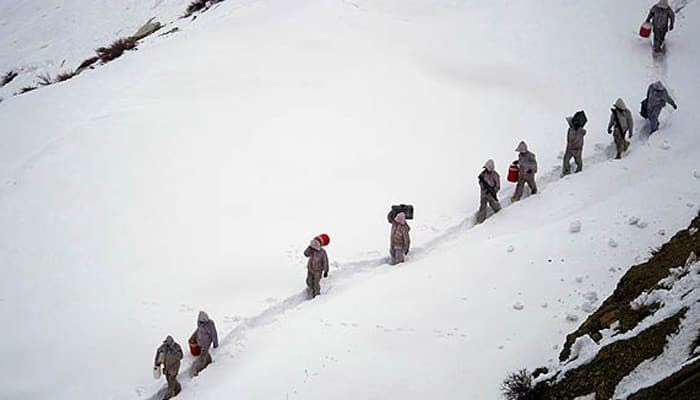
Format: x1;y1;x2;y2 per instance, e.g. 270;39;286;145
562;111;587;175
645;81;677;134
476;159;501;224
304;238;329;298
511;141;538;202
388;211;411;265
190;311;218;377
154;336;183;400
646;0;675;53
607;98;634;159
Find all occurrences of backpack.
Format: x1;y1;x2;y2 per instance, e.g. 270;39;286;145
640;98;649;118
571;110;588;129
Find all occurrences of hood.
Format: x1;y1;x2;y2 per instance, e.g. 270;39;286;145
657;0;670;8
394;212;406;224
483;159;495;172
565;116;573;128
652;81;665;91
164;335;175;348
614;98;627;110
309;239;321;251
515;141;528;153
198;311;210;324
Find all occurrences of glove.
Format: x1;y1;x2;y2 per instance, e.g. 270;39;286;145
673;104;678;110
404;249;409;255
629;132;633;138
607;128;612;134
323;271;328;278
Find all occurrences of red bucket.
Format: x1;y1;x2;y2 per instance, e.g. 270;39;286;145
314;234;330;246
189;337;201;356
639;22;652;38
507;163;519;183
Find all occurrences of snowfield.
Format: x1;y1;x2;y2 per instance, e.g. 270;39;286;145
0;0;698;399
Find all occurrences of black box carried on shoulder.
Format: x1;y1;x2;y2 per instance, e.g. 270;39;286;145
390;204;414;220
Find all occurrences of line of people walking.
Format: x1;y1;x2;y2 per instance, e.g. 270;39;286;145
153;311;219;399
150;2;681;399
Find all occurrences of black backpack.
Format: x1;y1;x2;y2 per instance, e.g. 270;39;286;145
571;110;588;129
640;99;649;118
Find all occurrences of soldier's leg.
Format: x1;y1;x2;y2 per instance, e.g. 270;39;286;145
512;177;525;201
657;29;667;50
613;131;624;159
476;195;488;224
562;149;572;175
649;106;662;133
393;247;405;264
574;149;583;172
192;349;212;376
489;196;502;213
313;272;322;297
173;372;181;396
527;174;538;195
305;270;314;296
164;371;179;399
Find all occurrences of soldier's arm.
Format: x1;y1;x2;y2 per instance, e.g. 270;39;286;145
303;247;312;257
176;344;184;361
154;345;164;366
211;322;219;348
404;226;411;252
322;251;329;275
627;112;634;135
646;8;654;22
607;112;615;132
666;92;677;108
669;9;675;30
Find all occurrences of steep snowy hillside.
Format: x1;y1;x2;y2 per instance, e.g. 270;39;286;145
0;1;698;399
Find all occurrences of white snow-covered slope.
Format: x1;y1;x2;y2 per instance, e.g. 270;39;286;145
0;1;698;399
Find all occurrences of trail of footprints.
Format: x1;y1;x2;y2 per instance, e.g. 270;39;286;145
318;318;469;340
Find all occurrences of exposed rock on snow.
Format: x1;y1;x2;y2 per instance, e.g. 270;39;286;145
628;216;640;226
581;302;595;313
659;140;671;150
569;220;582;233
507;245;515;253
513;301;525;311
694;170;700;179
637;221;649;229
608;238;618;248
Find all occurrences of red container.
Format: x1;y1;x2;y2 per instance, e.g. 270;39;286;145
315;234;330;246
639;22;652;38
189;337;201;356
507;163;519;183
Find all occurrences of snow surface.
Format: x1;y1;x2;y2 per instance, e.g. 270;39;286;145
0;0;699;399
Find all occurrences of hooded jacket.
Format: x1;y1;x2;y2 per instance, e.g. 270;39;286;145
155;336;183;374
390;212;411;250
646;81;677;111
565;117;587;151
304;244;329;275
608;98;634;135
191;311;218;352
646;1;675;32
515;142;538;175
479;160;500;197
